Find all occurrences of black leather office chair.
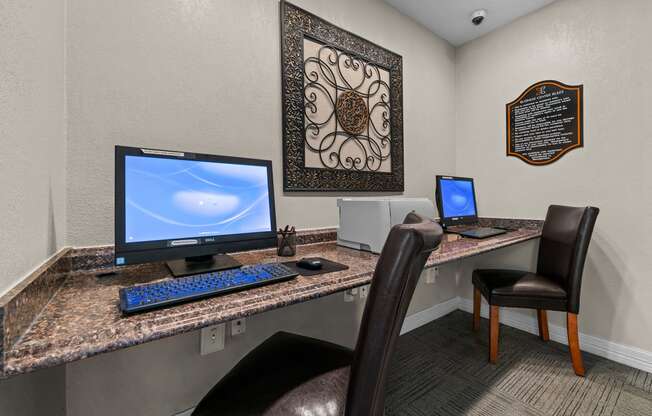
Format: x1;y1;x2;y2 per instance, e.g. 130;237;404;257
193;213;443;415
472;205;599;376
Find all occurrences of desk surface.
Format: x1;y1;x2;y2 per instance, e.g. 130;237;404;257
1;218;542;378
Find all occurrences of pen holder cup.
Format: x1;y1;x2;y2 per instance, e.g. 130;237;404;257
277;231;297;257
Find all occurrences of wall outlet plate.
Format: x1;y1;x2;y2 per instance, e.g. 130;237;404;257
426;267;439;284
344;287;358;302
359;285;370;299
200;324;225;356
231;318;246;336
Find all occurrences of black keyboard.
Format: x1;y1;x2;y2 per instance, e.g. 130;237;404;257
119;263;299;314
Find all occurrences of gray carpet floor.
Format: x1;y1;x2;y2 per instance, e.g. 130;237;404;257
386;311;652;416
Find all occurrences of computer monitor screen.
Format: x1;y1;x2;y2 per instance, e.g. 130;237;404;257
435;176;478;225
115;146;277;270
124;156;271;242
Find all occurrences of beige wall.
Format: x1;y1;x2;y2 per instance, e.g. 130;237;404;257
455;0;652;351
4;0;652;414
66;273;457;416
0;0;67;295
61;1;458;414
1;1;457;414
0;367;65;416
65;0;456;246
0;1;67;414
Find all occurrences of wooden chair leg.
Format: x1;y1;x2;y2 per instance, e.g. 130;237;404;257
537;309;550;341
567;313;585;376
473;288;481;331
489;305;500;364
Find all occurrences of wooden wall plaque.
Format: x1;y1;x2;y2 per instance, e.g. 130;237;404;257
506;80;583;165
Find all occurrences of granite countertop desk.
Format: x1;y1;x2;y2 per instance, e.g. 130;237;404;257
0;218;542;379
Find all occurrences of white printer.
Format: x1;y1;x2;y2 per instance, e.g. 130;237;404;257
337;197;436;253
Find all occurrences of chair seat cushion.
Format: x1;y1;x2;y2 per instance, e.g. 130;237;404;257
472;269;568;311
264;366;349;416
192;331;352;416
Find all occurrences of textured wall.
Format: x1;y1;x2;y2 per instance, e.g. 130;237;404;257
7;0;652;414
455;0;652;351
0;366;65;416
65;0;457;246
63;1;457;414
66;276;457;416
0;1;67;295
0;0;67;414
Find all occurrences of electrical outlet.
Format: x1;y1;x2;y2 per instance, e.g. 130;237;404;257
359;285;370;299
426;267;439;284
344;287;358;302
200;324;225;355
231;318;246;336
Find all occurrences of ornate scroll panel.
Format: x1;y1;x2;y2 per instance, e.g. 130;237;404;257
281;2;404;192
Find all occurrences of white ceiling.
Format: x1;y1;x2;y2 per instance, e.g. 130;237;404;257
385;0;559;46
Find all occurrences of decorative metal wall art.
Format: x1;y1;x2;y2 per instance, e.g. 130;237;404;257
281;2;404;192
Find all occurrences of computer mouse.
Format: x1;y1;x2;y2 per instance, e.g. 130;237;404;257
297;258;323;270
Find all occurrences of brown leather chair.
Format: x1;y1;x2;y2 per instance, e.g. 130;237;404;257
472;205;599;376
193;213;443;416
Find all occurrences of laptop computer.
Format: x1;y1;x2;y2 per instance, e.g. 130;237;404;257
435;175;507;239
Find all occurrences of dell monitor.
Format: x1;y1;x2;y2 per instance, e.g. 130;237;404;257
115;146;277;277
435;175;478;227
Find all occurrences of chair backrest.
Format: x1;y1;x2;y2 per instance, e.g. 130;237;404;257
537;205;599;314
345;213;443;416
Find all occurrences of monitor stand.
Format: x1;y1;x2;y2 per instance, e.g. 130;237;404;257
166;254;242;278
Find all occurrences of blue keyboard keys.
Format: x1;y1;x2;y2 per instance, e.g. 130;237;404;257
119;263;298;314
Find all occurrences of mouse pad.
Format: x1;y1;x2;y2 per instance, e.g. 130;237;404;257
281;257;349;276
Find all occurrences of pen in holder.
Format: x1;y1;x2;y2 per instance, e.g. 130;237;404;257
277;226;296;257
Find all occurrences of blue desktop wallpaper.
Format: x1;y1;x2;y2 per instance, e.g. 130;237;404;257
440;179;477;218
124;156;272;243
